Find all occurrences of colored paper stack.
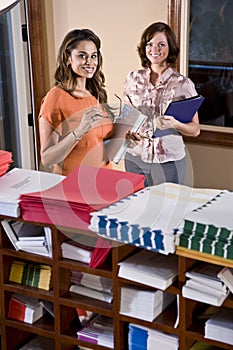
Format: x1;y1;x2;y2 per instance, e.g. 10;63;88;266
8;293;44;324
9;260;52;290
89;183;221;255
178;190;233;259
19;165;145;230
128;324;179;350
0;150;13;176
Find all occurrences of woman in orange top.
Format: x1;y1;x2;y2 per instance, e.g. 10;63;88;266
38;29;114;176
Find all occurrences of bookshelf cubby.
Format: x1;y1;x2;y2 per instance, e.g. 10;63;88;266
0;215;232;350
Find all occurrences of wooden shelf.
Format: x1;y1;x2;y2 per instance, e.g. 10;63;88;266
0;216;232;349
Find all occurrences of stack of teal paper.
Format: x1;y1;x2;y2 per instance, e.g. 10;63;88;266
178;191;233;259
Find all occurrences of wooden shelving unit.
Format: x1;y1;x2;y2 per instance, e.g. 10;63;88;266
0;215;232;350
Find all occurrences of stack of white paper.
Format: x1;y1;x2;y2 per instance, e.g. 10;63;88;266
89;183;221;255
69;270;113;303
120;285;176;321
0;168;64;217
71;270;112;293
1;219;52;257
205;308;233;345
128;323;179;350
118;250;178;290
182;263;229;306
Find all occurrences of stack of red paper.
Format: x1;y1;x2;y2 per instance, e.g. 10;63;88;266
19;165;145;231
19;165;145;268
0;150;13;176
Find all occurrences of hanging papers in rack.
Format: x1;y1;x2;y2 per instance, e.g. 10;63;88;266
89;183;221;254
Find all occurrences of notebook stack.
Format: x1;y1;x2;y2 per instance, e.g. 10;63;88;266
182;263;229;306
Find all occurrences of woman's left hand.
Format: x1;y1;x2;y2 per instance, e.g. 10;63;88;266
157;115;177;130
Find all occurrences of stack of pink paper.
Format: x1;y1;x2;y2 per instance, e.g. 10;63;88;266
0;150;13;176
19;165;145;231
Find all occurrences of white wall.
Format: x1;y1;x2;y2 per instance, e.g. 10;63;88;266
44;0;167;102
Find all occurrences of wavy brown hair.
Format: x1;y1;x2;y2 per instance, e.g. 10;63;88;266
54;29;107;103
137;22;179;68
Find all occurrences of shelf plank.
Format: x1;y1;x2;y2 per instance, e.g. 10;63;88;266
176;247;233;268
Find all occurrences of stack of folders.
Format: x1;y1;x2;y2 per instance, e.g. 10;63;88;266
77;314;113;348
69;270;113;303
182;263;229;306
118;250;178;290
8;293;44;324
128;324;179;350
61;233;98;264
205;308;233;346
19;165;145;231
0;150;13;176
9;260;52;291
1;219;52;257
120;285;176;322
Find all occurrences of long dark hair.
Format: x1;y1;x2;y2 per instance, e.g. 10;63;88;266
54;29;107;103
137;22;180;68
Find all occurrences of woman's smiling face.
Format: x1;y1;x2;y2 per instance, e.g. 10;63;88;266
67;40;98;78
145;32;169;66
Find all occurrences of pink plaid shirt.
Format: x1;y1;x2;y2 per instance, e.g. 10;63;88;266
123;67;197;163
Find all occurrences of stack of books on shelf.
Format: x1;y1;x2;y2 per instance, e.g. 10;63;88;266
128;324;179;350
120;285;176;322
0;167;64;217
9;260;52;291
0;149;13;176
1;219;52;257
182;263;229;306
205;308;233;346
61;233;98;264
19;164;145;230
18;335;54;349
89;182;221;255
77;314;113;348
69;270;113;303
8;293;44;324
118;250;178;290
178;190;233;259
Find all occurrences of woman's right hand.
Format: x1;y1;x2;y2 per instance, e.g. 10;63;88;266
73;107;102;138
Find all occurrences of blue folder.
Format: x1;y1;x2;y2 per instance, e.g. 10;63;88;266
153;95;205;138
